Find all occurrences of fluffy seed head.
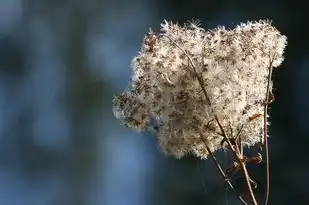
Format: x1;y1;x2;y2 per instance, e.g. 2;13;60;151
113;20;287;159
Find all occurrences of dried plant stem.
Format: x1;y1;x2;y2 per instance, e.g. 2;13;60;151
263;57;274;205
240;160;259;205
198;131;248;205
167;36;259;205
215;116;258;205
162;34;211;105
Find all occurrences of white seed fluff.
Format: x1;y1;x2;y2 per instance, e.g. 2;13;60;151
113;20;287;159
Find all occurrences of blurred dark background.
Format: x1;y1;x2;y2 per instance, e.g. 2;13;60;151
0;0;307;204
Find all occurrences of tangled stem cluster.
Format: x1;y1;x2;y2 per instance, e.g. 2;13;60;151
113;20;287;159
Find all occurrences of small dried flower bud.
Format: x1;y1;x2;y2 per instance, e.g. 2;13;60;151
112;20;287;159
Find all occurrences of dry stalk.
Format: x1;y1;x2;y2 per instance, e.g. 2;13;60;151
215;116;258;205
167;37;260;204
262;53;276;205
198;131;248;205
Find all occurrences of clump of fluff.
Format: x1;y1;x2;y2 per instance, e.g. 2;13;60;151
112;20;287;159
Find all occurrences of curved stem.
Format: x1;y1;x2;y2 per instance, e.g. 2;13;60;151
166;35;258;205
240;161;258;205
263;57;274;205
198;132;249;205
215;115;258;205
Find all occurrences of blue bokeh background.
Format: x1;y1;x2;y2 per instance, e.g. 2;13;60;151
0;0;308;204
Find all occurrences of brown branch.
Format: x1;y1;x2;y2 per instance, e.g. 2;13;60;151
165;35;258;205
215;115;258;205
235;124;244;156
161;34;211;105
198;131;248;205
239;161;259;205
262;54;275;205
214;116;236;155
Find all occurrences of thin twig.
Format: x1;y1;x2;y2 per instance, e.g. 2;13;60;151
161;34;211;105
239;161;259;205
235;125;244;156
263;55;275;205
215;115;258;205
165;35;256;205
205;118;225;137
214;116;236;156
198;131;248;205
